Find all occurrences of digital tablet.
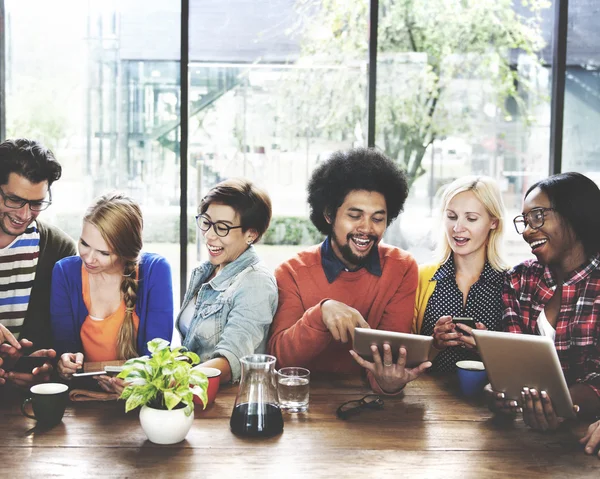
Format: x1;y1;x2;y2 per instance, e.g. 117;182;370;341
471;330;576;419
353;328;433;368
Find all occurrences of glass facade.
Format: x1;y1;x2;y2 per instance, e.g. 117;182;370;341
562;0;600;176
2;0;597;298
5;0;183;299
187;0;367;271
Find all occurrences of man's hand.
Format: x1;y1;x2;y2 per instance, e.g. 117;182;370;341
57;352;84;380
0;356;5;385
321;299;370;343
0;337;33;364
5;348;57;388
0;324;21;350
350;343;431;394
0;325;21;386
580;420;600;458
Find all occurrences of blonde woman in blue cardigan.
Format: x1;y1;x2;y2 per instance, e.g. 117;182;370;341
413;176;507;372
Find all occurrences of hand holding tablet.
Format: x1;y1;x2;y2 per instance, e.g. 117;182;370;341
353;328;433;368
472;330;576;420
350;329;432;394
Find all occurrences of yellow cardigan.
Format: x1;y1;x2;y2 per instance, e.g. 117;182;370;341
412;263;440;334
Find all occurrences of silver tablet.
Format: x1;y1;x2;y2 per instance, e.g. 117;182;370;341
471;329;576;419
353;327;433;368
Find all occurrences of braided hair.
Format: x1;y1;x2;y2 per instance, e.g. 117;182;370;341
84;192;143;359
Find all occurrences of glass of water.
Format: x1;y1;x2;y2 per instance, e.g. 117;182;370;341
277;367;310;413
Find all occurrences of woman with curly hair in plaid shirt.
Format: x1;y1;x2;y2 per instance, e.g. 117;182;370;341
490;172;600;455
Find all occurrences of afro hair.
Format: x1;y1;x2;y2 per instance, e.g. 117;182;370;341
307;148;409;235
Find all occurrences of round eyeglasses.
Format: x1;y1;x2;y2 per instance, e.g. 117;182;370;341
196;214;243;237
513;207;555;235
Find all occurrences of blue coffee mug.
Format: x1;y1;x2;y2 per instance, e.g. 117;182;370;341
456;360;488;397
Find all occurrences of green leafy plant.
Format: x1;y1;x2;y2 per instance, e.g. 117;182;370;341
117;338;209;416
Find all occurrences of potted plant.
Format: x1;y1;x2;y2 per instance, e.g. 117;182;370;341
117;338;209;444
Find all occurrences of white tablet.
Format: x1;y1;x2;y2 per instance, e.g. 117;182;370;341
471;329;576;419
353;328;433;368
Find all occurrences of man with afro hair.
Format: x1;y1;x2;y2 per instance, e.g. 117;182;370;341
268;148;430;394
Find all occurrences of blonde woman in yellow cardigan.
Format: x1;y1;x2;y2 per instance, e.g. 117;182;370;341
413;176;508;371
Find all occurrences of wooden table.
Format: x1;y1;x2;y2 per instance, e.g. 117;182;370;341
1;374;599;478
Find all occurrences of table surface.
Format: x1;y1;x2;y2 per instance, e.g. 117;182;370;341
2;374;599;478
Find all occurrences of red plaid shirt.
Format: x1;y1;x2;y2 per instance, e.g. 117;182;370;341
503;254;600;398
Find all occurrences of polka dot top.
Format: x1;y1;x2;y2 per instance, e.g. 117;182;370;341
420;255;505;372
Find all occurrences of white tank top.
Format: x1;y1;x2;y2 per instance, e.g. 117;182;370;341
537;309;556;341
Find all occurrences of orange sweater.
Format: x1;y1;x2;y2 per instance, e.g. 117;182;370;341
268;243;418;376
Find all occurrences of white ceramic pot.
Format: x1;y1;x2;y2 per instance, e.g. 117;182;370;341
139;405;194;444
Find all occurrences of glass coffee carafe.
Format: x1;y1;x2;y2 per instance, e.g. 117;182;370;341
230;354;284;437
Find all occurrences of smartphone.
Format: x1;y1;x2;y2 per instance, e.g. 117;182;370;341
452;317;476;329
103;365;123;374
72;370;106;378
11;355;48;373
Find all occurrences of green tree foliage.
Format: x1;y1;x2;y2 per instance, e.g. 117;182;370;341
284;0;548;186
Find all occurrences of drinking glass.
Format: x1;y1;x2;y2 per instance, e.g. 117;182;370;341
277;367;310;413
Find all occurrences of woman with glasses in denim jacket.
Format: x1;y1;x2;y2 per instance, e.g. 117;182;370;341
174;179;278;383
492;172;600;445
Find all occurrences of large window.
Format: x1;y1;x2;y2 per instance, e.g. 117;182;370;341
2;0;598;299
5;0;182;299
187;0;368;272
562;1;600;175
375;0;553;266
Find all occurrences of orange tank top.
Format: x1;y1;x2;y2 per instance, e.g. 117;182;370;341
80;265;140;362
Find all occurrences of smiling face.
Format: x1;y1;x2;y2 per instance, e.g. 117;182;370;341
327;190;387;270
201;203;257;273
521;187;585;273
0;173;48;247
79;221;122;275
444;191;498;263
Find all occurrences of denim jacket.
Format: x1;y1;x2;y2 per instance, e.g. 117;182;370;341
176;246;278;382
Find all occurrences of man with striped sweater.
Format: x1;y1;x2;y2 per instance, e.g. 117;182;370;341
0;139;75;388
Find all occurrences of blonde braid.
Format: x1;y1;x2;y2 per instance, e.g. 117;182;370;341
116;260;139;359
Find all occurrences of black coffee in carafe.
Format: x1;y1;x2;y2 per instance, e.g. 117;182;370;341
230;354;284;438
230;402;283;437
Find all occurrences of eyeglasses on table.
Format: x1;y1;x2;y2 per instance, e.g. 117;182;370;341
336;394;384;420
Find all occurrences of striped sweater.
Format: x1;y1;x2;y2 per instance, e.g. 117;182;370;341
0;223;40;338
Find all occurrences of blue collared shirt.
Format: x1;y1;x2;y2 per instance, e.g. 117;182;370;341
320;236;382;283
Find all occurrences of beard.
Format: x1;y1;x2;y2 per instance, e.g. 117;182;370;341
0;212;32;237
332;232;379;269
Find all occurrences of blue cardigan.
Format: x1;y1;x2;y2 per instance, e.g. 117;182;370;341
50;252;174;357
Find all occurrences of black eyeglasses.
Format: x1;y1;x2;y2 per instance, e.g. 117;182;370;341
195;214;243;237
0;185;52;212
336;394;384;420
513;207;555;235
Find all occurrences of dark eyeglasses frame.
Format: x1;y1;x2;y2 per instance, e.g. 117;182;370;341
336;394;384;420
0;185;52;212
195;214;243;238
513;207;555;235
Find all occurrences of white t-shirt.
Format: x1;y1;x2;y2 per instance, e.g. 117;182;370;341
178;294;196;337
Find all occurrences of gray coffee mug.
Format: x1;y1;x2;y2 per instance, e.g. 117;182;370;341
21;383;69;427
